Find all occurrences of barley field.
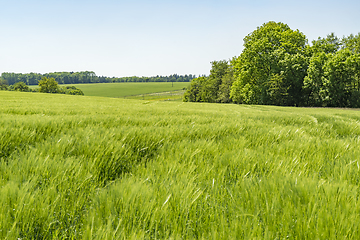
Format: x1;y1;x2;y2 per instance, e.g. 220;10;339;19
30;82;190;98
1;91;360;239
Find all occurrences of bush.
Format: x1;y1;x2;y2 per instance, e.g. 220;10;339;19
13;82;30;92
60;86;84;95
38;77;59;93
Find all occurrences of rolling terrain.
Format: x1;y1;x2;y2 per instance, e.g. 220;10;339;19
1;91;360;239
30;82;190;99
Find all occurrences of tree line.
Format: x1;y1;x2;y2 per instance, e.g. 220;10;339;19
0;71;196;86
184;21;360;108
0;77;84;95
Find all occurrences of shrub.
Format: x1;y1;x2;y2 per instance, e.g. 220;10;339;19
13;82;30;92
60;86;84;95
38;77;59;93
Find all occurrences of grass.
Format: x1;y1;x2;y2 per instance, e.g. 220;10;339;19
1;90;360;239
30;82;190;98
124;90;186;101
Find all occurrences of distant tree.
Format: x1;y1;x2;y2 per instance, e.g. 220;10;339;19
1;71;196;85
60;86;84;95
13;81;30;92
1;72;18;85
0;78;8;90
38;77;59;93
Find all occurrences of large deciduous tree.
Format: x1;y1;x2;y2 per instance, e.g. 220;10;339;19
230;22;307;105
230;21;308;106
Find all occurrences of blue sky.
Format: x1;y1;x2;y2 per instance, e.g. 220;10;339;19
0;0;359;77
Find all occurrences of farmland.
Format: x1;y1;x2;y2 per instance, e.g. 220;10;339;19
1;91;360;239
30;82;190;99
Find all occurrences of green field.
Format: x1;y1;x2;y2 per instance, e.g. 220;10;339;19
1;91;360;239
31;82;190;98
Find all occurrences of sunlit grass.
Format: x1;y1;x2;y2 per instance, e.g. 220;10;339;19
125;90;185;101
1;91;360;239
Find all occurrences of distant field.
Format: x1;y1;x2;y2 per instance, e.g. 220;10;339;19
74;82;190;97
125;90;186;101
32;82;190;98
2;91;360;239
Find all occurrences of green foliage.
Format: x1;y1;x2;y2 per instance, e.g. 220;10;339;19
0;78;8;90
183;76;207;102
60;86;84;95
38;77;59;93
13;81;30;92
310;33;341;55
342;33;360;53
183;60;233;103
323;49;360;107
201;60;231;102
182;22;359;108
304;48;360;108
230;21;307;106
2;91;360;238
217;67;235;103
303;52;329;106
1;72;43;85
1;71;195;85
230;78;257;104
266;73;288;105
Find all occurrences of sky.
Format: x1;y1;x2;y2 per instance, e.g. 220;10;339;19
0;0;359;77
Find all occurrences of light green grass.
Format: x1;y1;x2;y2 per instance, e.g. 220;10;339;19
31;82;190;98
125;90;186;101
1;91;360;239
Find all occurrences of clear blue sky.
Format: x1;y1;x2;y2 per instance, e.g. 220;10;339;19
1;0;359;77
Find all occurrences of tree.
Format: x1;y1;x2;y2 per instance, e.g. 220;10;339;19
60;86;84;95
13;81;30;92
230;21;308;105
183;77;207;102
266;73;288;106
0;78;8;90
342;33;360;54
278;53;309;106
303;52;329;106
206;60;231;103
310;33;341;55
38;77;59;93
182;60;233;103
323;49;360;107
217;66;234;103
